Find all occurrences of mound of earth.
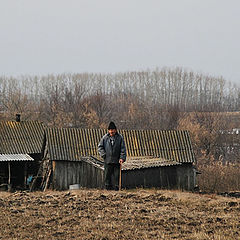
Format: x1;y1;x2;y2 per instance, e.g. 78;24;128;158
0;189;239;239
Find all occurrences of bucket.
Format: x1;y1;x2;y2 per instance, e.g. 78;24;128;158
69;184;80;190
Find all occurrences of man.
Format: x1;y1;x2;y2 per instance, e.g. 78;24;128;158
98;121;126;190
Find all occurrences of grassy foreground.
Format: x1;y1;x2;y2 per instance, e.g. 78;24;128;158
0;189;239;240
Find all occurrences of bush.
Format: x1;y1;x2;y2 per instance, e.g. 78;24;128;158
197;157;240;193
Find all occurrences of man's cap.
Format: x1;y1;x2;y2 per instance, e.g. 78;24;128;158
108;121;117;130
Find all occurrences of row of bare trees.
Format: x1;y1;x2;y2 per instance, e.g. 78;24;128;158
1;67;239;115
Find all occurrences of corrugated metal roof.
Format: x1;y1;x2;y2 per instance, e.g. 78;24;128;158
0;121;45;154
81;156;181;170
81;157;105;170
120;129;195;163
122;157;181;170
0;154;34;161
46;128;195;163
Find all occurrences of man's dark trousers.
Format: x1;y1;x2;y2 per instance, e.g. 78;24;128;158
104;163;120;190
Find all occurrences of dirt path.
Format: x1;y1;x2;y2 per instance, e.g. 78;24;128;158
0;189;239;239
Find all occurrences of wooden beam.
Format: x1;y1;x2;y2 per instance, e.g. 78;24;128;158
43;168;52;192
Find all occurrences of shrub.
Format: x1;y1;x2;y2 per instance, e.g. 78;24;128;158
197;156;240;193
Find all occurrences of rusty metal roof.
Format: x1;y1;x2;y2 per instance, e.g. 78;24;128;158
46;128;195;163
0;154;34;161
0;121;45;154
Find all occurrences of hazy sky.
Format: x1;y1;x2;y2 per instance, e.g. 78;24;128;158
1;0;240;85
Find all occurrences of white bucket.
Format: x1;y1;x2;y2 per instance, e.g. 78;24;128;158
69;184;80;190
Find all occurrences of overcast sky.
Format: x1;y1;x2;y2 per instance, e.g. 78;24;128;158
0;0;239;85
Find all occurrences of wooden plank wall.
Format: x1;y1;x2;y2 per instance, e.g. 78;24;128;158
80;161;104;189
52;159;194;191
122;166;178;189
53;161;82;190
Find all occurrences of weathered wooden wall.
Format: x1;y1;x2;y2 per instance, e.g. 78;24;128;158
72;159;195;191
52;160;105;190
122;167;177;189
52;160;195;191
79;161;104;189
176;163;195;191
124;165;195;191
52;161;82;190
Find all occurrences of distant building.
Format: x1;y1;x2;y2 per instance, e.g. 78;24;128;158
217;128;240;162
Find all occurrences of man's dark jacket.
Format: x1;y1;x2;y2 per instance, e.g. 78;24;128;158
98;132;126;164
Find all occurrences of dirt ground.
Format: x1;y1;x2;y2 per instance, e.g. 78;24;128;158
0;189;239;240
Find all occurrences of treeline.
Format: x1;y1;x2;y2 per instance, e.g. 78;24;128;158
0;67;239;129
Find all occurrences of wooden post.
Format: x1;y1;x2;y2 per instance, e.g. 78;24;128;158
43;168;52;192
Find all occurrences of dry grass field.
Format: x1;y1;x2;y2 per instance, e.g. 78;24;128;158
0;189;239;240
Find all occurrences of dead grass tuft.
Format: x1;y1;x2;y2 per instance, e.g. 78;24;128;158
198;160;240;193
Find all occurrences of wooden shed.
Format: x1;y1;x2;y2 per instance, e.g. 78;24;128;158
0;120;46;189
0;154;35;190
45;128;196;191
79;156;195;190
